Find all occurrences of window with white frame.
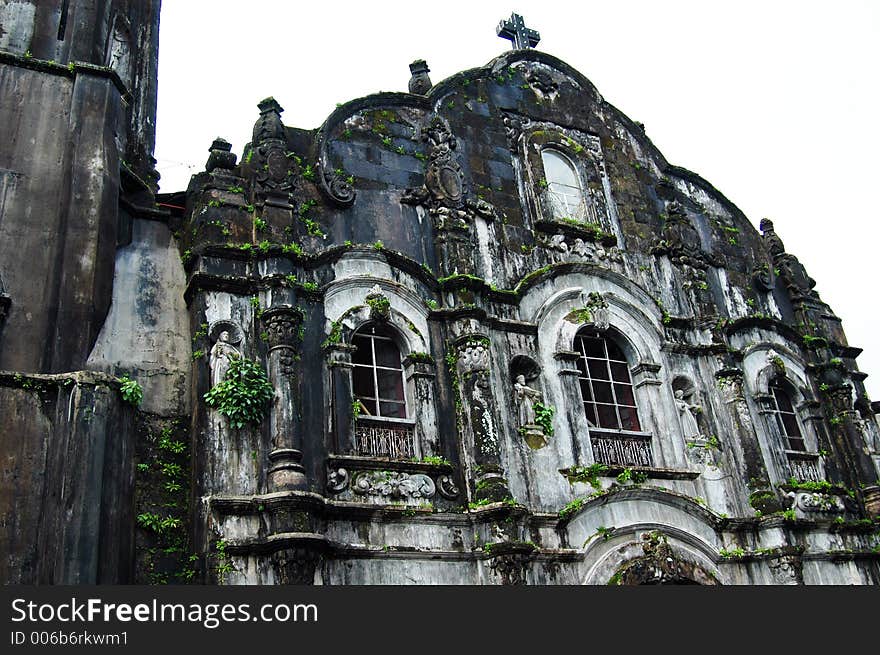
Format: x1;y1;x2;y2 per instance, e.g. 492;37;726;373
575;329;641;432
541;149;590;223
351;323;407;419
768;377;806;452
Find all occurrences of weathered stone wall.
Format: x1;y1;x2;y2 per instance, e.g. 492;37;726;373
0;371;136;583
87;218;191;416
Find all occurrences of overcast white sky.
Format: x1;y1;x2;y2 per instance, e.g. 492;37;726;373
155;0;879;399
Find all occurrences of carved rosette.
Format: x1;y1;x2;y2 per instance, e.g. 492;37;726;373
352;471;436;500
437;474;460;499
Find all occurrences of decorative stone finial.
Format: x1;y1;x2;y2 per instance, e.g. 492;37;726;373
496;13;540;50
408;59;432;95
205;137;237;172
253;97;286;144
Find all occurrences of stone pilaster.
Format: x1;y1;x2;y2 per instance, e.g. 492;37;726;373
716;369;778;513
261;306;307;491
454;335;511;502
326;342;358;455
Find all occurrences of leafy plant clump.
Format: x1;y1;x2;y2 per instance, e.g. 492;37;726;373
203;356;274;429
533;401;555;436
119;375;143;406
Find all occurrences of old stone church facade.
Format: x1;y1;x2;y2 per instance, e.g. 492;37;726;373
1;4;879;585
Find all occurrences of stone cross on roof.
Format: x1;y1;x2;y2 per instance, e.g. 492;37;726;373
496;12;540;50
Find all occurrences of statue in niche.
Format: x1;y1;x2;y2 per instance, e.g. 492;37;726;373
210;331;240;387
675;389;703;440
514;374;542;426
514;374;548;449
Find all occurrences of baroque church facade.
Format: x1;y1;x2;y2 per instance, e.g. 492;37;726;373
1;3;879;585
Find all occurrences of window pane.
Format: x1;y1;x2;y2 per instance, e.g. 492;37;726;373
610;361;630;382
787;436;806;452
579;379;593;402
614;383;635;407
374;338;401;369
358;398;377;416
593;381;613;404
377;368;405;402
580;335;605;358
597;404;618;429
772;386;796;414
542;150;579;188
605;340;627;362
781;413;802;440
379;401;407;419
619;406;641;432
588;358;609;380
583;402;598;426
351;336;373;365
352;366;375;397
575;330;642;432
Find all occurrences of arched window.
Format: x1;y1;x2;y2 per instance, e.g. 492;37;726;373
575;329;641;432
541;149;588;223
351;323;407;419
768;377;805;451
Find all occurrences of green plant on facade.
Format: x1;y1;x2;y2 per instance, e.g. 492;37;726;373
203;357;274;429
119;375;143;406
533;401;555;436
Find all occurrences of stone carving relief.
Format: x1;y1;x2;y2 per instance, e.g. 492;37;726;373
457;341;491;376
784;491;846;517
352;471;436;500
327;467;349;493
250;98;297;199
365;285;391;322
760;219;820;305
652;199;719;272
401;115;498;231
316;159;356;207
582;291;610;330
767;552;804;585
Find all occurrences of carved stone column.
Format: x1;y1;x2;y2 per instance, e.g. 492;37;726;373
454;335;511;502
716;369;778;513
262;307;307;491
326;342;357;455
